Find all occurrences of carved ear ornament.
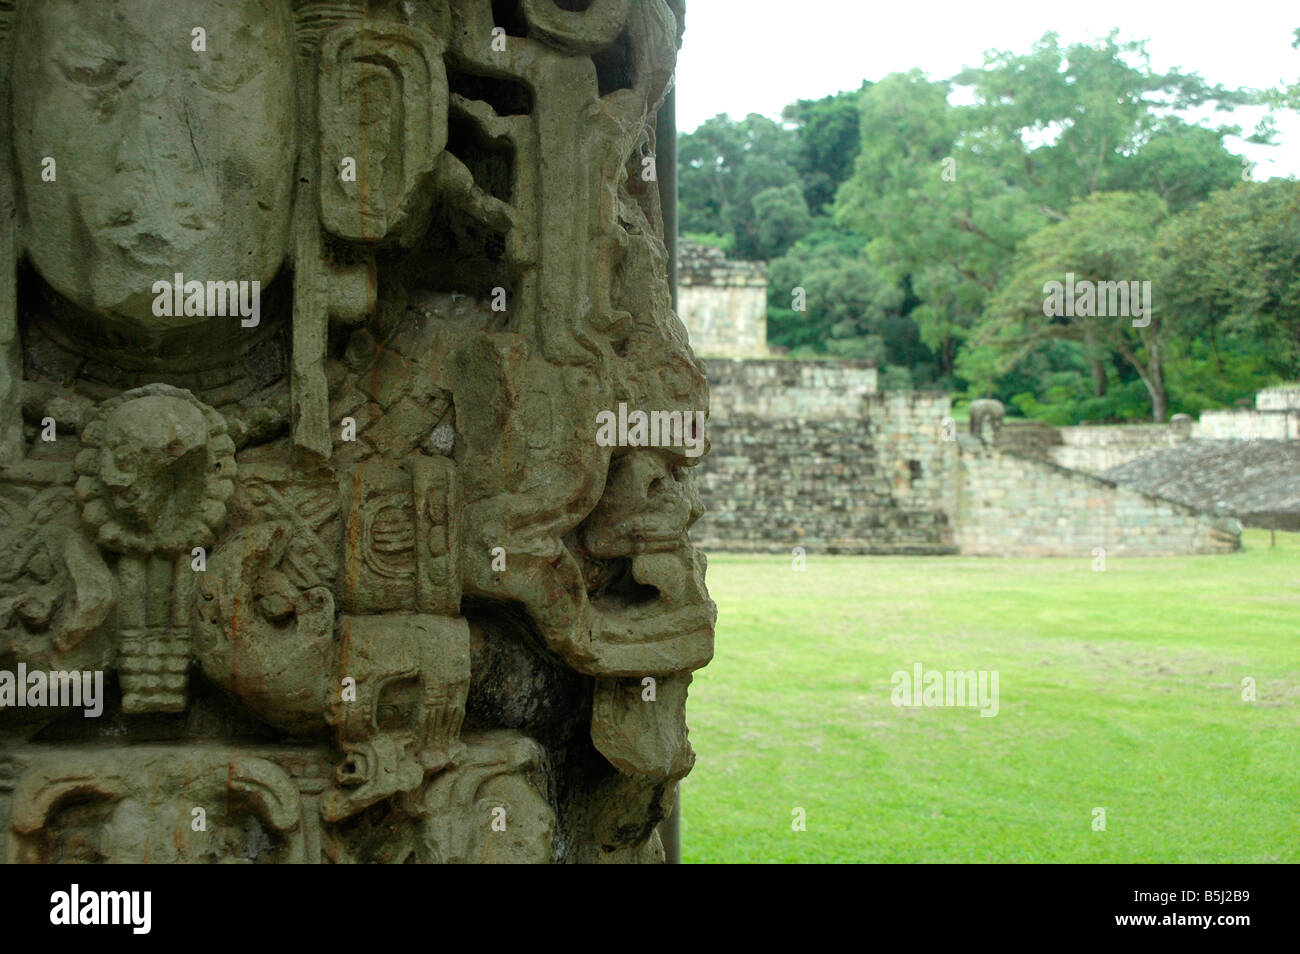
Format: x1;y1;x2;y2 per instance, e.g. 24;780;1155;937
74;384;235;557
318;23;448;246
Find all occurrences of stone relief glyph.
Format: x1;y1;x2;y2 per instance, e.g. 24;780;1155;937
0;0;712;864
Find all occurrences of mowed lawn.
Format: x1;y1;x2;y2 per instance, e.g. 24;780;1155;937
680;530;1299;863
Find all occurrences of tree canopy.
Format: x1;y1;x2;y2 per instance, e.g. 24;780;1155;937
677;29;1299;422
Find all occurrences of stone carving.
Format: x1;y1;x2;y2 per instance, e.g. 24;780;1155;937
0;488;114;680
969;398;1005;445
7;748;312;864
0;0;711;863
75;385;236;712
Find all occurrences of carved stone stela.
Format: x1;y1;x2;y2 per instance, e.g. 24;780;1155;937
0;0;712;863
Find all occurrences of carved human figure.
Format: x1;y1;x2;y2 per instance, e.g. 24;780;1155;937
11;0;296;343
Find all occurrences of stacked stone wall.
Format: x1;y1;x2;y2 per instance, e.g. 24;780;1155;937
1191;409;1300;441
694;363;952;553
677;242;768;357
694;417;954;554
1047;424;1187;473
866;391;957;524
956;446;1239;556
693;360;1241;558
704;359;878;421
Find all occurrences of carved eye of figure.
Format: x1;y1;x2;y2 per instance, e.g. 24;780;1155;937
15;591;56;629
58;57;123;89
191;34;264;95
255;592;295;624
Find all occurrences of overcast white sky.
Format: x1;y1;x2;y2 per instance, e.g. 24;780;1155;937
675;0;1300;179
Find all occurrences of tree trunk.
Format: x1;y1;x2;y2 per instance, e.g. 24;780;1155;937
1090;357;1107;397
1082;328;1107;397
1116;332;1166;422
1149;381;1166;422
1144;341;1166;422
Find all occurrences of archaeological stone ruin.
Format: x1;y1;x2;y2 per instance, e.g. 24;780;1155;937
0;0;713;864
684;247;1275;558
676;240;769;358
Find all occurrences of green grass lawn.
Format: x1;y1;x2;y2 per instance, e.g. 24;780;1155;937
680;529;1300;863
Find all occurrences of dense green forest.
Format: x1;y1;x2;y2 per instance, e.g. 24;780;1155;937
678;30;1300;422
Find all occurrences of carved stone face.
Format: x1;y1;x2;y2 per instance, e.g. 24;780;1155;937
11;0;296;334
93;796;289;864
99;396;209;527
9;753;306;864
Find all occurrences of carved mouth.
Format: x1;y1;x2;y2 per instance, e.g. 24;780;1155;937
586;548;717;674
104;225;211;266
116;233;181;265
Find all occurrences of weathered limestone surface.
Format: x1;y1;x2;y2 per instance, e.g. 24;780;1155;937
0;0;712;863
676;242;768;358
956;442;1242;557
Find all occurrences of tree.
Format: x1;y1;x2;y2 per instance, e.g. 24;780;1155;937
677;113;801;259
751;183;813;260
766;230;919;370
955;31;1259;216
966;182;1300;422
677;30;1279;413
836;33;1261;399
1267;28;1300;110
782;83;870;214
971;191;1174;420
1105;119;1252;213
1152;179;1300;381
835;71;1042;379
678;92;872;261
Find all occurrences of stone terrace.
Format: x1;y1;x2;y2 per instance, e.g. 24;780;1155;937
1103;441;1300;530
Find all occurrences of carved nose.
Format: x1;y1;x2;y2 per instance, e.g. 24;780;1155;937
101;470;133;489
113;98;203;175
